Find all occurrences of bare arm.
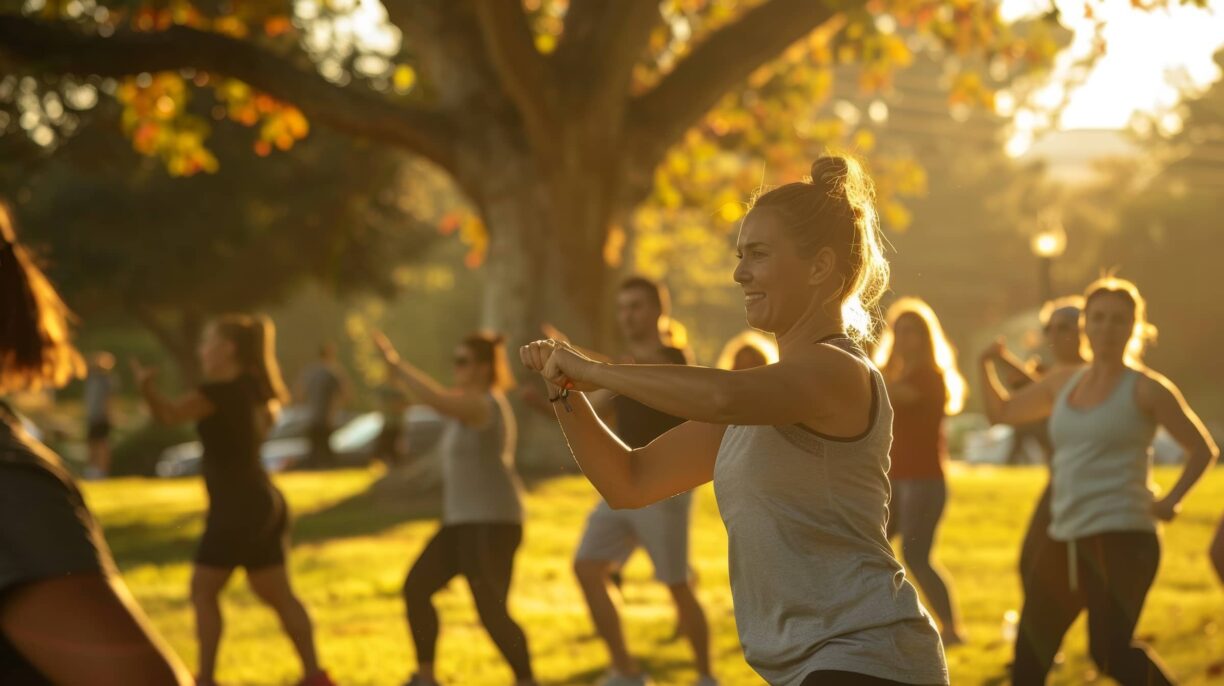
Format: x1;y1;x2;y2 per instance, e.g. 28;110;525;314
131;361;213;425
373;332;490;427
978;341;1071;426
541;341;861;428
549;388;726;509
1143;373;1220;518
993;347;1038;386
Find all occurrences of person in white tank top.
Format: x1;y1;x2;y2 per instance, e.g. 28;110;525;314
522;156;948;686
979;276;1218;686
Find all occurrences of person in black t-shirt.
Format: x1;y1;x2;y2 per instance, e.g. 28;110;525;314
0;202;190;685
134;314;333;686
566;278;716;686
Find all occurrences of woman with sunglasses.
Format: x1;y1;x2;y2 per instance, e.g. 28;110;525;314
372;331;535;686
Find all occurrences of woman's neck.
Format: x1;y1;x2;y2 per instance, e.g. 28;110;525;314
1090;356;1128;376
776;301;844;360
204;364;242;383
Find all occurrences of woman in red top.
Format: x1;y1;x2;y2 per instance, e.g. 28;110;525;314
875;297;967;646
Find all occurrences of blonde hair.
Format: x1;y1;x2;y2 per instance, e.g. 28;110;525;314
0;202;85;394
1039;295;1085;329
1081;276;1156;366
873;297;967;415
716;330;780;370
749;155;890;343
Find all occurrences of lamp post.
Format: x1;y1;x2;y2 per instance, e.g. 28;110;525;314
1030;212;1067;305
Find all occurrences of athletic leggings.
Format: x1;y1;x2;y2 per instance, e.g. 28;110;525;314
886;478;958;632
403;523;533;681
1013;530;1173;685
1018;483;1053;588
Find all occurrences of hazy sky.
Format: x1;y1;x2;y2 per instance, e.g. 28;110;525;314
1001;0;1224;153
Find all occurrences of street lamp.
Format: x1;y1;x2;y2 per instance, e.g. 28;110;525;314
1030;212;1066;305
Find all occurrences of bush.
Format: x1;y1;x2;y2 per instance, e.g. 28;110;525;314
110;422;195;477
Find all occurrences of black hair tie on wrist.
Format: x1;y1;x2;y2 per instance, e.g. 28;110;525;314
548;387;572;413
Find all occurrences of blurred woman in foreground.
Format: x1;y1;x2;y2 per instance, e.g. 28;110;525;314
0;203;190;685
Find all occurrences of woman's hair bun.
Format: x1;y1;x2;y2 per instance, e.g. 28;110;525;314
810;156;849;186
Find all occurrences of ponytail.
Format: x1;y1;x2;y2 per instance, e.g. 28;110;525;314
213;314;289;411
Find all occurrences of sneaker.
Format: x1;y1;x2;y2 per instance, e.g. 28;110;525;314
298;670;337;686
694;677;719;686
597;671;651;686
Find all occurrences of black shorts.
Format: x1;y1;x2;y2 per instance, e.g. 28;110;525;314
195;488;290;570
86;421;111;442
0;466;111;596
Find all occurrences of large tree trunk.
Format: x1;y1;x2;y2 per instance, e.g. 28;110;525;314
132;307;203;386
468;143;627;471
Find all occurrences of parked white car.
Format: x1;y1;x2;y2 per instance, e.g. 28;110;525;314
155;405;446;478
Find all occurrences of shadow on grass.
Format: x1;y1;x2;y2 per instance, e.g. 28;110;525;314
101;466;574;570
551;656;695;686
103;511;201;568
293;466;442;545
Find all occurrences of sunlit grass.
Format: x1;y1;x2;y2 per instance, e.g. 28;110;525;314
83;465;1224;685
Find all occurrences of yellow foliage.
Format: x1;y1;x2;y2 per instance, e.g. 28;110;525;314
393;65;417;93
603;225;626;268
853;129;876;154
534;33;558;54
881;200;912;232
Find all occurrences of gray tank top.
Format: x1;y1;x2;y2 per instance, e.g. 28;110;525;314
440;392;524;525
1048;368;1156;541
712;338;948;685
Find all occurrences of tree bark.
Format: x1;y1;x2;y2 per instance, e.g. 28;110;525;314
132;306;203;386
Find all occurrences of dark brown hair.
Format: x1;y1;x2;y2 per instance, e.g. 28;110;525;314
461;330;515;391
618;276;670;316
749;155;889;342
0;202;84;394
212;313;290;408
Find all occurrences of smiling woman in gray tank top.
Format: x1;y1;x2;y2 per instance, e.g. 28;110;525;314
979;276;1219;686
521;156;948;686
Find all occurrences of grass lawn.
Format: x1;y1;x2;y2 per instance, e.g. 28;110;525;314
83;465;1224;685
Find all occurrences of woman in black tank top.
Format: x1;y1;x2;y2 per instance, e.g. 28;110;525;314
134;315;334;686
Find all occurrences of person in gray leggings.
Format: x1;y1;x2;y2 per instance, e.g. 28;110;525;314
874;297;966;646
981;277;1218;685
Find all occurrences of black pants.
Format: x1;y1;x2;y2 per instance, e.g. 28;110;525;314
403;523;532;681
1013;530;1173;685
1018;483;1053;589
305;422;335;469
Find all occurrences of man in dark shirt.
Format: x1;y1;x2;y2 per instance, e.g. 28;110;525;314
570;278;716;686
296;343;348;469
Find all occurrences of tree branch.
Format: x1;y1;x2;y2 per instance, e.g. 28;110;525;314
626;0;857;170
553;0;662;115
472;0;557;151
0;15;461;172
